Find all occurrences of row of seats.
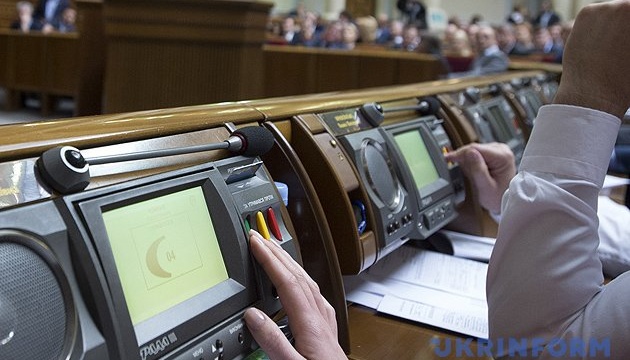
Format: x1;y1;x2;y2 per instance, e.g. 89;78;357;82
0;69;558;359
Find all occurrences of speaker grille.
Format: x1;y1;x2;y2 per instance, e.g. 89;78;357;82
0;240;69;360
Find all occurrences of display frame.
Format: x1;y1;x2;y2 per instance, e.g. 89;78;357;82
68;166;257;359
384;118;452;203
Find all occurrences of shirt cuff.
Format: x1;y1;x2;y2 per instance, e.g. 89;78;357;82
519;104;621;187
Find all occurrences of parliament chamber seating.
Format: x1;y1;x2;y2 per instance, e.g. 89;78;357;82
0;69;559;360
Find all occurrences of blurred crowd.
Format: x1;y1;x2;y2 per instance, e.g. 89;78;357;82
267;0;570;76
9;0;76;34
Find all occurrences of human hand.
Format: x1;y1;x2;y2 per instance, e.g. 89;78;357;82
444;142;515;214
244;230;346;360
554;0;630;118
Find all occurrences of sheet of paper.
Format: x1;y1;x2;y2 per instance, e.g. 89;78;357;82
377;294;489;339
344;247;489;338
361;246;487;300
603;174;630;189
440;230;496;262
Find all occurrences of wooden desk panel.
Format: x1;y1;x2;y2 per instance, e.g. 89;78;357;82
348;305;491;360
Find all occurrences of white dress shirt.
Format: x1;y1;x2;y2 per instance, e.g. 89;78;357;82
488;105;630;359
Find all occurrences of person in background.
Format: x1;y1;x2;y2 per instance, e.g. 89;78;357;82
532;0;561;28
400;25;421;52
506;4;529;25
243;2;630;359
388;20;405;49
396;0;427;29
340;21;360;50
514;22;536;55
374;13;391;44
33;0;70;32
56;7;76;33
450;25;509;78
300;11;323;47
321;21;345;49
532;25;563;59
281;16;302;46
442;28;473;58
496;23;533;56
10;1;42;32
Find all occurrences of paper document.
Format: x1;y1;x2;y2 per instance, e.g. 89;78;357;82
603;174;630;189
439;230;496;262
344;246;489;339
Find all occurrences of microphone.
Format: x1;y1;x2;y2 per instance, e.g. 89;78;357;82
383;96;441;116
36;126;275;194
359;102;385;127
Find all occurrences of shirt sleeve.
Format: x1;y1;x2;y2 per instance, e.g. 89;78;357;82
487;104;630;359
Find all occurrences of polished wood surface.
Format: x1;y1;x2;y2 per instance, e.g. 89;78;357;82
263;45;447;98
102;0;273;113
509;58;563;74
348;305;492;360
0;102;264;161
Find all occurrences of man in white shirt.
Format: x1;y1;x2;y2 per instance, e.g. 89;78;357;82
242;1;630;359
445;141;630;279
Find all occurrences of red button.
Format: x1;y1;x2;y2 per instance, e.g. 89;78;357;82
266;207;283;241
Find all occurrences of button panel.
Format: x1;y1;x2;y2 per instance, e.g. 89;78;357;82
421;199;454;230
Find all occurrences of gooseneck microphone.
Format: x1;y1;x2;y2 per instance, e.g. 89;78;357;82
36;126;275;194
383;96;441;115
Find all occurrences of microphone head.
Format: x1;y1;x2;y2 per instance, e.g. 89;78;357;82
418;96;441;116
359;102;384;127
231;126;275;157
36;146;90;194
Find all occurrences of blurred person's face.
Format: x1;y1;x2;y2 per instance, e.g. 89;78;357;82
549;24;562;40
342;24;358;44
515;25;532;44
476;27;495;51
403;27;419;46
18;5;33;17
496;28;514;48
325;23;342;42
63;9;76;23
534;29;551;49
390;21;404;36
282;18;295;33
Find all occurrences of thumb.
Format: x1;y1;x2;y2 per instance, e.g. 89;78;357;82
243;308;303;360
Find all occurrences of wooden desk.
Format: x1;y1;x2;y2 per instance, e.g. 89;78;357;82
348;305;492;360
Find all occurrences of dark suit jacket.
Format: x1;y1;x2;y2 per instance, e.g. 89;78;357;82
533;11;561;27
33;0;70;26
469;50;510;76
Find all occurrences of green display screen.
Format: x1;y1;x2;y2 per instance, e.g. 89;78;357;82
102;187;229;325
394;130;440;191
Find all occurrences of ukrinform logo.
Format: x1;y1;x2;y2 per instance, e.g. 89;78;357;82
431;337;611;358
139;332;178;360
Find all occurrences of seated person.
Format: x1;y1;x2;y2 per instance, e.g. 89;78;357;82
10;1;42;32
243;2;630;359
449;24;509;78
445;141;630;278
33;0;70;31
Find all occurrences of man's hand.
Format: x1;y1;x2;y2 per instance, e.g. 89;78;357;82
554;0;630;118
244;230;346;360
444;142;516;214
